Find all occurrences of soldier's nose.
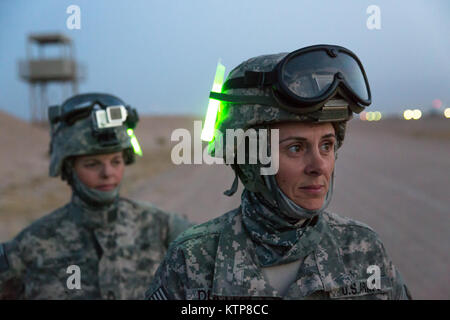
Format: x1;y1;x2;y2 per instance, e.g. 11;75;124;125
100;163;115;178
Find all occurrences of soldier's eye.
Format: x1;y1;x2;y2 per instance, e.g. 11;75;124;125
320;141;334;152
112;158;123;166
288;144;303;154
84;162;99;168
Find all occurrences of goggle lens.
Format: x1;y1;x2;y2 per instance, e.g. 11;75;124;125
282;50;369;101
62;94;125;116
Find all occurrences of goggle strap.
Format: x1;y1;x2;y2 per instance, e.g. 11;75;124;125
210;92;352;121
223;70;276;91
209;91;276;106
349;103;364;114
65;107;93;125
309;106;349;122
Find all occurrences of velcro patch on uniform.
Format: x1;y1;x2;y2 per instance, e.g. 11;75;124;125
329;277;391;299
186;288;213;300
148;286;169;300
0;244;10;272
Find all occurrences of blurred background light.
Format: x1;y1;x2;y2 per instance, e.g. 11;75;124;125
432;99;443;109
412;109;422;120
360;111;367;121
444;108;450;118
404;109;413;120
375;111;382;121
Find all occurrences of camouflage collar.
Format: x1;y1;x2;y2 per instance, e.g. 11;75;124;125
70;192;119;230
241;190;325;267
212;211;279;298
212;210;354;298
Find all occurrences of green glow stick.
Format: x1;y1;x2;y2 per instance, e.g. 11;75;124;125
127;128;143;156
201;60;226;142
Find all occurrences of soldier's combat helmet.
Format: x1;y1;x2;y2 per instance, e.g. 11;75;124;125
208;45;371;209
48;93;141;181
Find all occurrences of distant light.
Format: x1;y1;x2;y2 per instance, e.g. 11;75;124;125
404;109;413;120
374;111;382;121
412;109;422;120
404;109;422;120
432;99;443;109
360;111;367;121
362;111;381;121
444;108;450;118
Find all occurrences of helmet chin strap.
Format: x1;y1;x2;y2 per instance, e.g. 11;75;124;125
71;171;120;208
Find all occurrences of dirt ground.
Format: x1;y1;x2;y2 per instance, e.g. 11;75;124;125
0;111;449;299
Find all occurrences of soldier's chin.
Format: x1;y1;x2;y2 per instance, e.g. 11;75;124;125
294;198;325;211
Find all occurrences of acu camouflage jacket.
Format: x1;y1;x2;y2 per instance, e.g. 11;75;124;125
0;196;191;299
146;208;412;300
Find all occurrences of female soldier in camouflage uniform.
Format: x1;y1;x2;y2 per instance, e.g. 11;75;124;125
0;93;192;299
146;45;412;300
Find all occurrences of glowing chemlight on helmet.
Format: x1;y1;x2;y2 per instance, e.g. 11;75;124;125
201;60;226;142
127;129;143;156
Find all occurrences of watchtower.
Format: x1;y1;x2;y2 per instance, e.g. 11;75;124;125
18;33;83;123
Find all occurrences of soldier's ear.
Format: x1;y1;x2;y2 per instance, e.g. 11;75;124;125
62;158;75;185
122;148;134;165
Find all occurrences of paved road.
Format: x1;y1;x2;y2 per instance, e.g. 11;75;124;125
133;119;450;299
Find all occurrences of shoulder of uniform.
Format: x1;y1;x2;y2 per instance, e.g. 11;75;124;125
14;203;72;242
322;211;385;248
171;208;240;247
7;204;73;264
120;198;184;223
323;211;377;233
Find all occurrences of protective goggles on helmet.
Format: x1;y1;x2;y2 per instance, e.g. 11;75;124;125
210;45;371;120
48;93;140;148
48;93;139;129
